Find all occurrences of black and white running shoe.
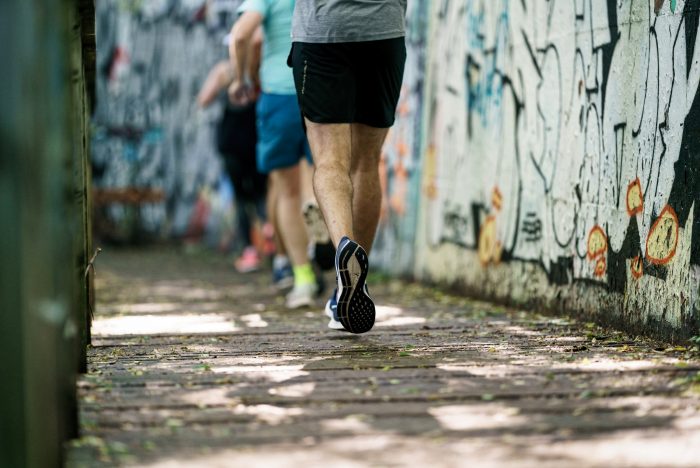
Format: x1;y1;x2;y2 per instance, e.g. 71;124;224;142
335;237;375;334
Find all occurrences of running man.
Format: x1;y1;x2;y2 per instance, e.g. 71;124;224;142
289;1;407;333
230;0;317;308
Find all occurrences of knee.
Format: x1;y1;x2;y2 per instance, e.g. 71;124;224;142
314;157;350;177
350;154;381;177
314;162;353;195
350;141;382;175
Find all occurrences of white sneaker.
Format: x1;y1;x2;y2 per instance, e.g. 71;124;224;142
324;291;345;330
285;283;316;309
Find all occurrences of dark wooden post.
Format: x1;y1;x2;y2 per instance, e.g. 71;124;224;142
71;0;96;374
0;0;94;466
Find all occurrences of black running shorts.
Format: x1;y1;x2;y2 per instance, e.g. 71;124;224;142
288;37;406;129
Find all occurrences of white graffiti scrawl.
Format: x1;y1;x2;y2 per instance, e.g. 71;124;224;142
422;0;700;295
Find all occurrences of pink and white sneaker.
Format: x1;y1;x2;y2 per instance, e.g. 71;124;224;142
234;246;261;273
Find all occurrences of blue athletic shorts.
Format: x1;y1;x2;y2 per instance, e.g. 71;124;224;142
255;93;312;174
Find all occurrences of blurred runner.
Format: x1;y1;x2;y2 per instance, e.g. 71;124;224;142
229;0;320;308
197;54;268;273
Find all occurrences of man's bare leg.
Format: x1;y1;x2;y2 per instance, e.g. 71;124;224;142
304;121;353;246
269;165;309;267
305;120;381;333
350;123;389;253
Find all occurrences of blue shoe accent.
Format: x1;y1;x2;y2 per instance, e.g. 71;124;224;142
326;288;338;318
272;262;294;291
324;288;344;330
334;237;375;334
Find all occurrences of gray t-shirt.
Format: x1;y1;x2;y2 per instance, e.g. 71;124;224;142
291;0;407;43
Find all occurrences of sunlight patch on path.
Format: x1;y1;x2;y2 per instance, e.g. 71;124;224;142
212;364;309;383
429;404;526;431
92;313;240;336
375;305;426;327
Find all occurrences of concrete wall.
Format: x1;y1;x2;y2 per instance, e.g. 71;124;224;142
374;0;431;274
376;0;700;341
93;0;238;241
90;0;699;339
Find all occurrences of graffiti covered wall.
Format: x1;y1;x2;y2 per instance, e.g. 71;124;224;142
374;0;431;274
93;0;239;242
377;0;700;340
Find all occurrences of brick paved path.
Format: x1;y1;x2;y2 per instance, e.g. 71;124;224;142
66;247;700;467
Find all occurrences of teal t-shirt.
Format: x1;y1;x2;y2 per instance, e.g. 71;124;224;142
238;0;296;95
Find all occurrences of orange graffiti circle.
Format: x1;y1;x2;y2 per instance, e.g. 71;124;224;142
594;257;607;277
587;225;607;260
646;205;679;265
626;178;644;216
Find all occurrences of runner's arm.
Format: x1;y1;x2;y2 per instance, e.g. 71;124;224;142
196;61;235;108
248;26;264;94
228;11;262;104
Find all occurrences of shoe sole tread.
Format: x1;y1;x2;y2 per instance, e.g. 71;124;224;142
336;241;375;334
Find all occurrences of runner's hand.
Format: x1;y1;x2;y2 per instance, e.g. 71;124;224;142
228;79;252;105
